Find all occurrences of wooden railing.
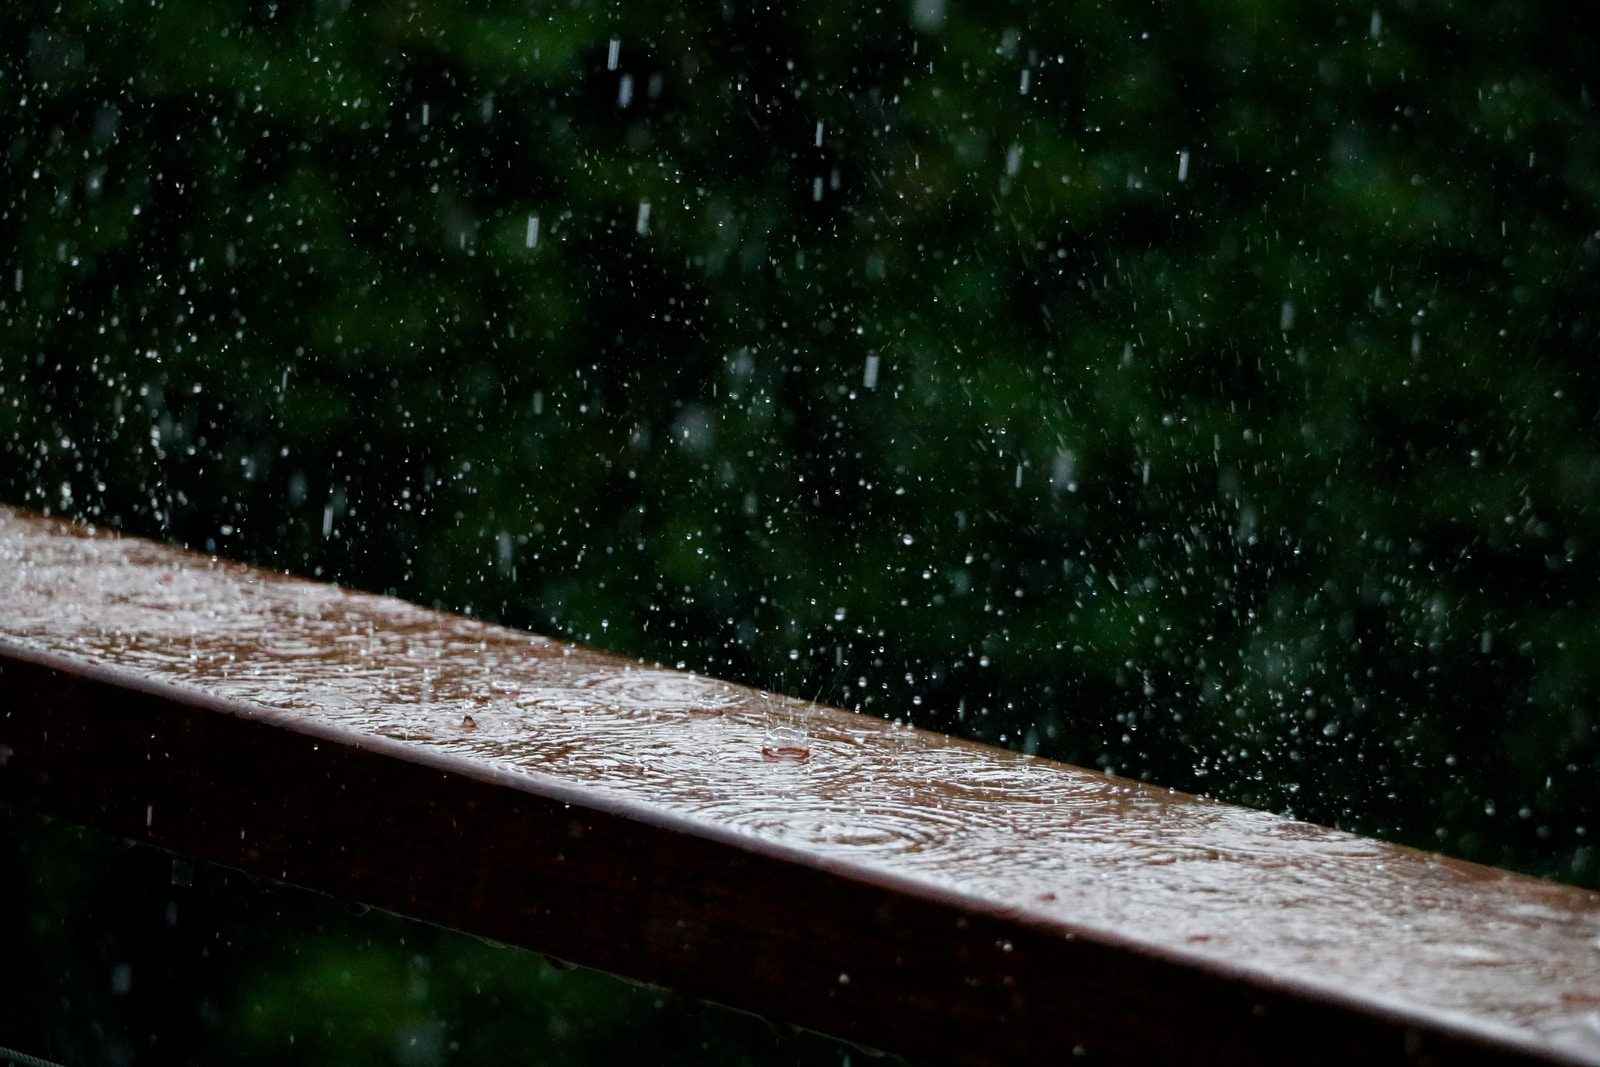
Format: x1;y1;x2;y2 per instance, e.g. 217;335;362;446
1;506;1597;1065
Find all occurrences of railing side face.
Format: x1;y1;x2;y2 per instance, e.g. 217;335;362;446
2;509;1598;1065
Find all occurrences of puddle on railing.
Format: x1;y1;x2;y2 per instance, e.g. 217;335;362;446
3;508;1599;1058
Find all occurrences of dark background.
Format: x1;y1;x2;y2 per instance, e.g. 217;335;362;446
2;0;1597;1061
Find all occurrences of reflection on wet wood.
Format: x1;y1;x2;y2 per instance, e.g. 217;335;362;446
0;507;1596;1065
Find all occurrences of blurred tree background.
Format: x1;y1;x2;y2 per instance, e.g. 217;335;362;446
2;0;1597;1060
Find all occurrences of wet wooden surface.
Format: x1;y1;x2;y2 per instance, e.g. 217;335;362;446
1;507;1597;1065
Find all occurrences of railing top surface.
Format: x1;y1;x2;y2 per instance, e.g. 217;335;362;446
2;506;1598;1063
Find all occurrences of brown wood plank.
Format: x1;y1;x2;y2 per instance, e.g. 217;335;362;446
1;506;1597;1065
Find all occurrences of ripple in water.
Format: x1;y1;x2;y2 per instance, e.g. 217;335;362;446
694;795;974;858
567;669;742;717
